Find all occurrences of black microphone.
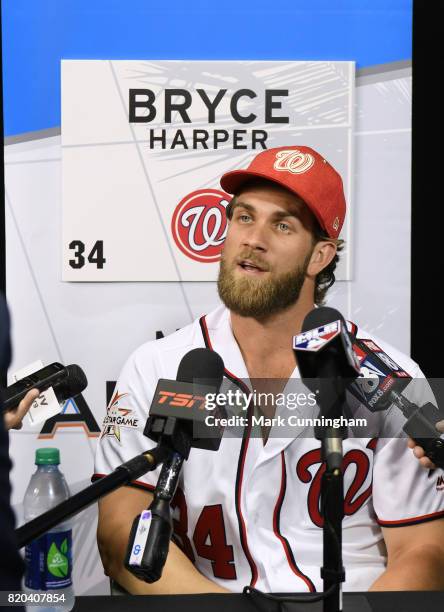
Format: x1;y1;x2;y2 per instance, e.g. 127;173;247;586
296;310;444;468
144;347;226;456
125;347;225;583
295;307;361;383
294;307;360;470
294;307;357;599
347;337;444;467
2;362;88;412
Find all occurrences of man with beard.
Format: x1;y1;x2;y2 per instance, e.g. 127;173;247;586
94;146;444;594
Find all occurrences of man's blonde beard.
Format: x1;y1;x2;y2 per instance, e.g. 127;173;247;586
217;251;312;318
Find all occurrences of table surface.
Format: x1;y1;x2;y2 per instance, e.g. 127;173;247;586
72;591;444;612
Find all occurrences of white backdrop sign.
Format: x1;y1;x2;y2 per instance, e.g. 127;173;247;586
61;60;355;281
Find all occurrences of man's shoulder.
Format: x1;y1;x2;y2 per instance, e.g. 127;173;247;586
130;318;202;367
126;304;227;376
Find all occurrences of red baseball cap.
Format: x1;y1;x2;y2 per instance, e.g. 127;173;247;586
220;146;346;239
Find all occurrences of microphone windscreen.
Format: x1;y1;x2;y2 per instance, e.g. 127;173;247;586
176;348;225;391
302;306;346;333
65;364;88;396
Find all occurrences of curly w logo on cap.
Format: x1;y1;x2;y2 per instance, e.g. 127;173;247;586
273;149;315;174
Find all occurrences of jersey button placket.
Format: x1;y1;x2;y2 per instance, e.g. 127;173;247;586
244;460;275;589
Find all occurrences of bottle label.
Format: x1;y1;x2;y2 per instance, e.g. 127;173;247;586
25;530;72;590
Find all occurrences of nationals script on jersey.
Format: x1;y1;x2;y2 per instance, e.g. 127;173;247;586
93;305;444;592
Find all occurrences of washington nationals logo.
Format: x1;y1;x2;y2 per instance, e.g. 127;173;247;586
296;440;378;527
171;189;229;263
274;149;315;174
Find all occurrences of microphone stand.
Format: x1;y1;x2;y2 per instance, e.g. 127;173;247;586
123;412;196;582
315;376;347;612
15;444;171;549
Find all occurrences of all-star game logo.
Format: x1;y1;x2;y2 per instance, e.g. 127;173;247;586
101;389;139;443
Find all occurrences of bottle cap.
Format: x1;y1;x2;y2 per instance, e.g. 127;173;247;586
35;448;60;465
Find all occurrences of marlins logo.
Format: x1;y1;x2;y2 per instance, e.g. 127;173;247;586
101;390;139;443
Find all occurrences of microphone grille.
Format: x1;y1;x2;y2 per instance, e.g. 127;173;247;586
65;364;88;396
177;348;225;391
302;307;346;333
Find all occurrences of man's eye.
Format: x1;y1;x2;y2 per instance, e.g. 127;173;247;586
277;222;290;232
238;214;251;223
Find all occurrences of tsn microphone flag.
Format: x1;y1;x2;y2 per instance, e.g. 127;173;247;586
145;379;226;450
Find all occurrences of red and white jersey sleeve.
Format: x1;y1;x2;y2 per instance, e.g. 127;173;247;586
373;435;444;527
93;342;162;492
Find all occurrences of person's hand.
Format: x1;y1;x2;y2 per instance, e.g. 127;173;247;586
407;419;444;469
3;388;40;431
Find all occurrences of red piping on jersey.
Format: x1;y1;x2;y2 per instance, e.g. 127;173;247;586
377;509;444;527
199;314;259;587
272;452;316;592
199;314;242;383
235;407;259;586
91;473;155;493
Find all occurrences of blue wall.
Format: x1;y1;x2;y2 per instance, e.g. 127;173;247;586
2;0;412;136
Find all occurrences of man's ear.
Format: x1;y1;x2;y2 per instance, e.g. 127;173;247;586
307;241;337;277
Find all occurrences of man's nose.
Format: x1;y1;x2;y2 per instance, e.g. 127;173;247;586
242;222;268;252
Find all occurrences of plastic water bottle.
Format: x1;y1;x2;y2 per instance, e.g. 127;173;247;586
23;448;75;611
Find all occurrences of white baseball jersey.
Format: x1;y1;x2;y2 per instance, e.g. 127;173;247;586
93;304;444;592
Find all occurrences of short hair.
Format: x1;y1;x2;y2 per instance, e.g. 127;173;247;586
225;180;344;306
